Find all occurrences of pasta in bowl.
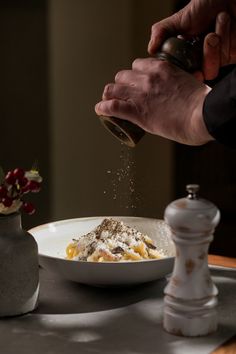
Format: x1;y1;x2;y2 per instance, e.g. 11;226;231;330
29;216;175;286
66;218;166;262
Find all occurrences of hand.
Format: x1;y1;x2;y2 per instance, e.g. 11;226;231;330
95;58;214;145
148;0;236;80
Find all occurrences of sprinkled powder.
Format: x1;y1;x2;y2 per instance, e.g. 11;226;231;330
103;145;141;211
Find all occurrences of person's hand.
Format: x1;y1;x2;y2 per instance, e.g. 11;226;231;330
95;58;214;145
148;0;236;81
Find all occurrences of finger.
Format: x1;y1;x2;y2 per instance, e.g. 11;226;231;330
203;33;220;80
95;99;139;124
148;24;170;55
102;83;140;101
115;69;146;86
148;13;182;55
132;57;169;74
215;12;230;65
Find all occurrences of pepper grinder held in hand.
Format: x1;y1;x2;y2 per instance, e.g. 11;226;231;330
163;184;220;337
99;37;202;147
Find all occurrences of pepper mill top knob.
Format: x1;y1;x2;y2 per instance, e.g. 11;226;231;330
164;184;220;234
186;184;200;199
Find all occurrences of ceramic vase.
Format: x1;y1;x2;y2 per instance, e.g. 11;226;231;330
0;212;39;316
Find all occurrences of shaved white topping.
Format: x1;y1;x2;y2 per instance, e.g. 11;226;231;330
67;218;166;262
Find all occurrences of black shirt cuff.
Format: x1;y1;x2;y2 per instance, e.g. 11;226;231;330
203;65;236;148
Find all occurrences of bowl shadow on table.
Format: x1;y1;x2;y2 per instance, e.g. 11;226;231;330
34;268;168;315
35;267;236;316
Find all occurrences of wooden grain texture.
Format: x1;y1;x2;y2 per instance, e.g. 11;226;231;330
211;335;236;354
208;255;236;268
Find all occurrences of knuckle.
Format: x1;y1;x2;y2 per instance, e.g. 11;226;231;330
109;99;120;111
151;23;158;34
132;57;155;72
103;83;113;98
156;59;168;70
132;58;143;69
115;70;126;82
147;57;159;67
115;71;121;82
152;59;170;75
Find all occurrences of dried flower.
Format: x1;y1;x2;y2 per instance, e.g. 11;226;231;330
0;166;42;215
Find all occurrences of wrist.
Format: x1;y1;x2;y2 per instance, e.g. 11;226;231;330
190;85;215;145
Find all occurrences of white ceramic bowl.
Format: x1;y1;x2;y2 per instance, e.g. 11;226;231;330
29;216;175;286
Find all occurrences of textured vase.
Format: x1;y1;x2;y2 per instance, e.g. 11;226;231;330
0;212;39;316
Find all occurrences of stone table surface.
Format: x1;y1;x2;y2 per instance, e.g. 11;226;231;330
1;266;236;354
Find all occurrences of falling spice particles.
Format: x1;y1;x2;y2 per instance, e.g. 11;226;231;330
104;145;141;211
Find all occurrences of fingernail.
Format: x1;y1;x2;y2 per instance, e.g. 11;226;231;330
207;35;219;48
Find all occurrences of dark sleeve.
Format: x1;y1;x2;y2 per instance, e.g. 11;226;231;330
203;65;236;148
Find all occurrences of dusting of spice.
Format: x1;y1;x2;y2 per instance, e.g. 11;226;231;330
66;218;166;262
103;145;141;211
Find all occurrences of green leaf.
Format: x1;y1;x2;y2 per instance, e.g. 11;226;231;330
0;166;5;184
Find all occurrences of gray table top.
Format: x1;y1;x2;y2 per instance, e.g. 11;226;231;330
1;267;236;354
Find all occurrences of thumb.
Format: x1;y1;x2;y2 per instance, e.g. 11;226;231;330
148;13;183;55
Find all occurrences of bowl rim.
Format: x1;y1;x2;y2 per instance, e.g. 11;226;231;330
29;215;175;265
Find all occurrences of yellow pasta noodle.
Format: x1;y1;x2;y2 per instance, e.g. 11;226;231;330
65;218;166;262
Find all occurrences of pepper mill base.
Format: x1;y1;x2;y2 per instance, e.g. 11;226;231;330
163;294;218;337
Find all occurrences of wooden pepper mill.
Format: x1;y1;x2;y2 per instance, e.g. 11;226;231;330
99;37;202;147
163;184;220;336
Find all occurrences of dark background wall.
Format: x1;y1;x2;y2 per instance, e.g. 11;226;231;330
1;0;235;257
0;0;50;229
48;0;174;222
